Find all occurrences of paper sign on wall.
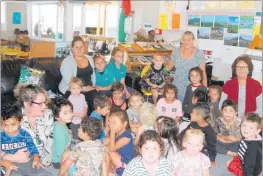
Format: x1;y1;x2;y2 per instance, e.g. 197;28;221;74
12;12;21;24
172;13;180;30
159;14;168;30
239;1;255;10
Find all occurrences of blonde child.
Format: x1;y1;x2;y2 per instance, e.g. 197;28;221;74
52;97;73;169
94;54;115;96
155;116;181;165
107;47;131;98
141;53;170;104
227;113;262;176
156;84;183;123
105;108;134;175
216;99;241;157
173;129;211;176
68;78;88;144
126;93;144;134
123;130;172;176
109;82;127;110
208;85;222;129
183;67;207;117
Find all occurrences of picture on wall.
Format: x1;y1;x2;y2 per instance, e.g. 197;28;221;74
214;16;228;28
201;15;214;27
239;16;254;29
188;15;201;27
239;34;253;48
197;27;210;39
227;16;239;33
224;33;238;46
210;28;224;40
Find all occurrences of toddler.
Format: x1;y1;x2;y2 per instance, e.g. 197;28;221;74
90;95;111;141
126;93;144;134
208;85;221;129
156;83;183;123
59;117;107;176
123;130;172;176
228;113;262;176
104;108;134;175
1;104;50;176
52;97;73;169
180;102;217;166
173;129;211;176
94;54;115;97
155;116;181;165
183;67;207;118
109;82;127;110
68;78;87;144
216;99;241;157
141;53;170;104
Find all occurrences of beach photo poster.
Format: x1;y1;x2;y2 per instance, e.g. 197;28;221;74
188;15;201;27
214;16;228;28
201;15;214;27
227;16;239;33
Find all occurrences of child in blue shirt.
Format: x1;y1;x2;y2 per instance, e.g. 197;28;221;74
51;97;73;169
90;95;111;141
1;104;50;176
94;54;115;97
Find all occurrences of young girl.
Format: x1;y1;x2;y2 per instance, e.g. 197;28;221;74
52;97;73;169
183;67;207;117
208;85;222;129
141;53;170;104
155;116;181;165
126;93;144;134
156;84;183;123
107;47;130;98
68;78;88;144
123;130;172;176
109;82;127;110
105;108;134;175
173;129;211;176
215;99;241;157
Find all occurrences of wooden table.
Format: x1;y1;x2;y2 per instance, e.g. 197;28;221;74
1;46;30;60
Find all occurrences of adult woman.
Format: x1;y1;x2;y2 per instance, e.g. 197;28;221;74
167;31;207;102
59;36;98;112
13;84;55;174
220;55;262;117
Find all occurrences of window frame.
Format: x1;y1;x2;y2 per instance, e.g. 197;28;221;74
1;1;7;31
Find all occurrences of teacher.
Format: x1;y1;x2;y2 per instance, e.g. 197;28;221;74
167;31;207;102
220;55;262;117
59;36;98;113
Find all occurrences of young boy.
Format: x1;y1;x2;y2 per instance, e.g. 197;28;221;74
208;85;222;129
238;113;262;175
1;104;50;176
90;95;111;141
94;54;115;97
59;117;107;176
141;53;170;104
180;102;217;167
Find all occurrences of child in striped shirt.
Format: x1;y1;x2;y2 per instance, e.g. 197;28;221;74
123;130;172;176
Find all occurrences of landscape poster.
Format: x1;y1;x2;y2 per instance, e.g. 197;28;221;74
210;28;224;40
214;16;228;28
227;16;239;33
239;16;254;29
188;15;201;27
239;34;253;48
224;33;238;46
201;15;214;27
197;27;210;39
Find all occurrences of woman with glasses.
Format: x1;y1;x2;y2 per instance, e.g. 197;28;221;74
12;84;57;175
219;55;262;117
59;36;98;113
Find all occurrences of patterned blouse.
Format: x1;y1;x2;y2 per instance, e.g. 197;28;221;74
21;109;54;166
215;117;242;139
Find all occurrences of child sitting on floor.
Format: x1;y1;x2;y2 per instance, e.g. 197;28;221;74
208;85;222;129
109;82;127;110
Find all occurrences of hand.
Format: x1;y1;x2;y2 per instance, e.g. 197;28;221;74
32;156;44;169
84;86;95;92
4;161;18;176
211;161;217;167
109;119;119;133
151;84;158;89
13;148;30;163
95;86;101;92
136;125;145;136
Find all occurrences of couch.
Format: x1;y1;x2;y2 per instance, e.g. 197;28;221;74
1;57;63;104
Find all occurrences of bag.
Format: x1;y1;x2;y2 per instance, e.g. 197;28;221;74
227;156;243;176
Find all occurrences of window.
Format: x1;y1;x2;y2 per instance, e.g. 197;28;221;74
1;1;6;30
73;3;83;35
32;3;64;40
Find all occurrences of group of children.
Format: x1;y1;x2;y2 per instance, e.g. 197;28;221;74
1;47;262;176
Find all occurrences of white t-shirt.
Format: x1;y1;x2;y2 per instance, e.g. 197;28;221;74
156;98;183;120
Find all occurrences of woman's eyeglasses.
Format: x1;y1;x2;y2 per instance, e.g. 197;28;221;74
31;100;48;107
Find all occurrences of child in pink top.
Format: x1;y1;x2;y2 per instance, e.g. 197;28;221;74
156;84;183;123
68;78;88;144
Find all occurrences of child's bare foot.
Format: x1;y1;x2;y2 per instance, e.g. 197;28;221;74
227;151;238;157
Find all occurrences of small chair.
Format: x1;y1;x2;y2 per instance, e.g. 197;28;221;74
140;65;153;102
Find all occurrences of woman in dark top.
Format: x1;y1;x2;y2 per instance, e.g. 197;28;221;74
59;36;98;113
